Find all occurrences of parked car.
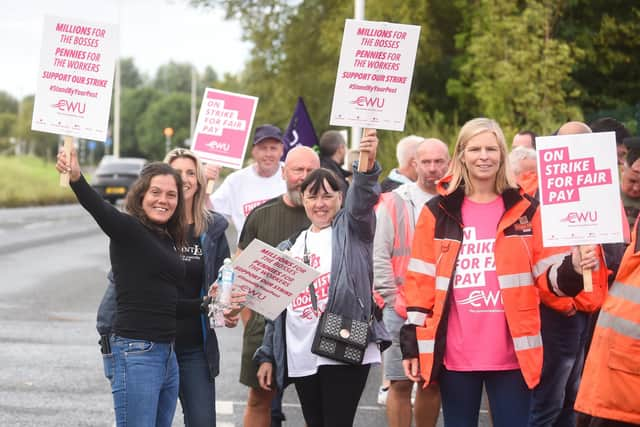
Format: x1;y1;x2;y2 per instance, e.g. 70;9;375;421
91;157;147;204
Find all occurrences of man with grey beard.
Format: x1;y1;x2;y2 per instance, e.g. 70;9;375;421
236;145;320;427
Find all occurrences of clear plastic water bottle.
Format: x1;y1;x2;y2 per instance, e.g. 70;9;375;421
209;258;235;328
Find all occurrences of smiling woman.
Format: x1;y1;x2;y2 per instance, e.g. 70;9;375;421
55;146;188;427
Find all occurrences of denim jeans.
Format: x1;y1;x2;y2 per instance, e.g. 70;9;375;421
108;335;179;427
176;346;216;427
439;368;531;427
528;305;590;427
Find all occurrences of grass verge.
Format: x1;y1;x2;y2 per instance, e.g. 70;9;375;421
0;155;79;207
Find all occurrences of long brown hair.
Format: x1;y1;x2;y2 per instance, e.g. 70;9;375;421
446;117;516;195
124;162;187;249
163;148;211;236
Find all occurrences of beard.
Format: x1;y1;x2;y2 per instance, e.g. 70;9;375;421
287;189;303;207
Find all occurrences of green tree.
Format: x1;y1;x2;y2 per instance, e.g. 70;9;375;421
448;0;582;136
118;87;163;157
0;91;18;114
119;57;145;89
14;96;58;158
153;61;194;94
136;92;191;160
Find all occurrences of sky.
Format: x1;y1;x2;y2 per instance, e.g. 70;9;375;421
0;0;251;100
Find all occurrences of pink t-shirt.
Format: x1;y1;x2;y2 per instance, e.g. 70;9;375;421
443;196;520;371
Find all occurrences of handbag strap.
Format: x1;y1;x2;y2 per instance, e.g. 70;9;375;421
303;231;319;311
303;229;374;324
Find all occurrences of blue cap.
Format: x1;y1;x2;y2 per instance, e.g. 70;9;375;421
253;124;284;145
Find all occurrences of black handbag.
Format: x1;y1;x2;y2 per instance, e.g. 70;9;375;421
311;310;370;364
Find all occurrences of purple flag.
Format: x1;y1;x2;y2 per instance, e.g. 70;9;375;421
282;97;318;160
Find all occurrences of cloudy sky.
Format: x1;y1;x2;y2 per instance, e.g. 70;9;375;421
0;0;250;99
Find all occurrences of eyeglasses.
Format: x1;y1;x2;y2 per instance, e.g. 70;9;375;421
303;193;339;202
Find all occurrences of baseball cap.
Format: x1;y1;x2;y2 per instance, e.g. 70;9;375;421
253;124;284;145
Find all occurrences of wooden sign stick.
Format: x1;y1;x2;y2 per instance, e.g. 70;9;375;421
580;245;593;292
358;128;372;173
59;136;73;187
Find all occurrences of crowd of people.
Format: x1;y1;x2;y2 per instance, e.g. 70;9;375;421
55;116;639;427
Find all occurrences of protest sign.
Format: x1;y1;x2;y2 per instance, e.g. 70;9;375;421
329;19;420;131
32;16;118;142
231;239;321;320
536;132;623;247
191;88;258;170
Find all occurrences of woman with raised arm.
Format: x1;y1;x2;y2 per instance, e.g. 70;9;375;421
57;147;186;427
254;129;390;427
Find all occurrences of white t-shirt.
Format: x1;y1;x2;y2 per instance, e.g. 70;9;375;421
209;164;286;238
286;227;381;377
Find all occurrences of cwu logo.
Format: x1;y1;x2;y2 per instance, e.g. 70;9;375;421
52;99;86;114
351;96;385;108
560;210;598;224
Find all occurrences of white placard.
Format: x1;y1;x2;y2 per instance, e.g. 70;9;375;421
536;132;624;246
329;19;420;131
232;239;321;320
31;15;118;141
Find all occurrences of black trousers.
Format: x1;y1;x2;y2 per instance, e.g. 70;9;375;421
293;364;371;427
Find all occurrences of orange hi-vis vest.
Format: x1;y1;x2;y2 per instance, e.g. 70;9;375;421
374;190;414;318
574;222;640;425
404;183;572;390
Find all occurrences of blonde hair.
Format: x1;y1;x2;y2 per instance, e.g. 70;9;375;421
163;148;211;236
447;118;516;195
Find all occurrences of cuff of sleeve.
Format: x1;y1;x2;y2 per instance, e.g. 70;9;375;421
400;324;419;359
553;255;583;297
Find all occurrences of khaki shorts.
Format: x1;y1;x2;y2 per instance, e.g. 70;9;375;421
239;310;266;388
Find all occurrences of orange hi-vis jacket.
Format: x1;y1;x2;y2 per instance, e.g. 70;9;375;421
403;183;578;390
373;189;414;318
574;222;640;425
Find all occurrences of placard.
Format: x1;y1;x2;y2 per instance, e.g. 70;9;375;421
191;88;258;169
537;132;623;246
329;19;420;131
232;239;321;320
31;15;118;141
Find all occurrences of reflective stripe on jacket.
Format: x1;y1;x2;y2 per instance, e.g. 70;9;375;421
574;221;640;424
373;189;414;318
403;182;569;389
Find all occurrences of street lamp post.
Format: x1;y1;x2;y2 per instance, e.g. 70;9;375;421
164;127;174;155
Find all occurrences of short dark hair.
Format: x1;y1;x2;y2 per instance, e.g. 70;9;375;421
318;130;345;157
626;148;640;168
301;168;341;195
124;162;186;249
589;117;631;146
516;130;537;149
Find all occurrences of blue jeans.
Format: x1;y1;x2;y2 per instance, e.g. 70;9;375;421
440;368;531;427
176;346;216;427
529;305;590;427
108;335;179;427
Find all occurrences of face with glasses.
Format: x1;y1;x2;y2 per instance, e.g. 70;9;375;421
302;179;343;231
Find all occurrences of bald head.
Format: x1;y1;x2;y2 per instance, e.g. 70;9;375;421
282;146;320;206
413;138;450;194
558;121;591;136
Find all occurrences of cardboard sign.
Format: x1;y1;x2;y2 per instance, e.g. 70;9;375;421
329;19;420;131
536;132;624;246
191;88;258;169
232;239;321;320
31;15;118;141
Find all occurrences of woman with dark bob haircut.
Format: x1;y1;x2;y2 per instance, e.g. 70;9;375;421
56;147;187;427
255;129;391;427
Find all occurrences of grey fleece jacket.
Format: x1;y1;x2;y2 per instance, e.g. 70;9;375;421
253;161;391;391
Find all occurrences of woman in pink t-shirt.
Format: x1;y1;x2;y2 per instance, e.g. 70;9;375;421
400;118;599;426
